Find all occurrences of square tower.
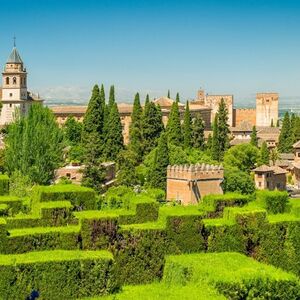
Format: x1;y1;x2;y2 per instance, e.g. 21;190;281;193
256;93;279;127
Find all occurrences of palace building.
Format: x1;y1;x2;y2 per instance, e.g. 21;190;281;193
0;43;43;125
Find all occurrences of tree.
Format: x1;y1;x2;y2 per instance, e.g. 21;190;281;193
217;98;230;159
108;85;115;112
81;163;106;193
259;141;270;165
145;94;150;106
142;101;164;155
103;85;116;141
192;115;205;150
82;85;105;160
270;148;279;166
223;143;259;173
64;116;82;145
117;150;139;186
223;167;255;195
166;101;182;146
104;102;124;161
271;119;274;127
211;115;220;161
278;112;293;153
276;119;280;127
147;132;169;190
293;117;300;142
250;126;258;147
5;104;64;185
183;101;192;148
129;93;143;162
176;93;180;103
206;133;212;150
167;90;170;98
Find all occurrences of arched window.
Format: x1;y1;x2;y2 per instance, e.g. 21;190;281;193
13;77;17;84
6;77;9;85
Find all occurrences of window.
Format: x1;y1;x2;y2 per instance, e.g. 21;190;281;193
298;152;300;158
9;93;13;97
9;104;12;108
259;182;262;187
66;173;71;179
6;77;9;85
13;77;16;84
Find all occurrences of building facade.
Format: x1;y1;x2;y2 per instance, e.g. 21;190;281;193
166;164;224;205
0;45;43;125
256;93;279;127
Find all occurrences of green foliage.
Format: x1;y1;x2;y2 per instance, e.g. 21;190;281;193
64;116;82;145
0;175;9;195
250;126;258;147
4;104;64;185
223;167;255;195
259;141;270;165
257;190;289;214
101;185;134;209
192;114;205;150
183;101;192;148
166;101;182;146
117;150;139;186
175;92;180;103
82;163;106;193
224;143;259;173
142;101;164;155
147;133;169;190
104;102;124;161
212;115;220;160
68;144;85;163
278;112;293;153
9;170;32;198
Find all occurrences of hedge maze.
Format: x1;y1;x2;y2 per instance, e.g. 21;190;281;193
1;179;300;299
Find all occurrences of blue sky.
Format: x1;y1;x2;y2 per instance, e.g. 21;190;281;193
0;0;300;106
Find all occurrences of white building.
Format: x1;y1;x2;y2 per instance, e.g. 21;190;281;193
0;44;43;125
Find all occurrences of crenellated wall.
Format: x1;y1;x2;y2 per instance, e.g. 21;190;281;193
167;164;224;205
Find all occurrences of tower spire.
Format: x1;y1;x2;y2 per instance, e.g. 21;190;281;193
13;35;16;47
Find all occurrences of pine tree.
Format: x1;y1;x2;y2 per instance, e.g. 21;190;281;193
216;98;230;160
148;132;169;190
142;100;164;155
167;90;170;98
176;93;180;103
82;85;105;160
260;141;270;165
104;102;124;161
206;133;212;150
250;126;258;147
278;112;293;153
100;84;106;112
183;101;192;148
166;101;182;146
211;115;220;161
129;93;143;162
192;114;205;150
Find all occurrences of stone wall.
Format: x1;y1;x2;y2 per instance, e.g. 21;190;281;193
167;164;223;205
256;93;279;127
233;108;256;127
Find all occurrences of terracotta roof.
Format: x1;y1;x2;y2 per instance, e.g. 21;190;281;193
153;97;184;107
230;138;251;146
117;103;133;114
231;121;253;132
189;103;211;111
293;141;300;148
257;127;280;134
279;153;294;161
253;165;287;174
272;166;287;175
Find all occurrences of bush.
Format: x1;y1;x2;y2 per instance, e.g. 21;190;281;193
0;174;9;195
257;190;289;214
101;186;134;209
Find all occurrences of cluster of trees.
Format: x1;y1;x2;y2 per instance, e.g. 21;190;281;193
278;112;300;153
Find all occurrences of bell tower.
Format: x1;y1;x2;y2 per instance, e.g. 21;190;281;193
2;39;28;102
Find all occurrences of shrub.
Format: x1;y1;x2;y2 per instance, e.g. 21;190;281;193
0;174;9;195
257;190;289;214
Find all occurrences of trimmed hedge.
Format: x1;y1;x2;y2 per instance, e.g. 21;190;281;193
0;174;9;195
0;250;118;299
256;190;289;214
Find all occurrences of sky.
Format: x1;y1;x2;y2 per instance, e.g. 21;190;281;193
0;0;300;106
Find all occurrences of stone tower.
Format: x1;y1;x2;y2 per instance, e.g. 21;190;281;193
0;43;43;125
256;93;279;127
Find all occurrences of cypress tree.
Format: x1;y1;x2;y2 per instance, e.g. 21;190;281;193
192;114;205;150
176;93;180;103
64;116;82;146
271;119;274;127
129;93;143;162
108;85;115;112
211;115;220;161
293;117;300;142
217;98;230;160
148;132;169;190
260;141;270;165
206;133;212;150
250;126;258;147
167;90;170;98
145;94;150;106
82;85;105;160
103;85;116;143
166;101;182;146
100;84;106;112
183;101;192;148
142;101;164;155
278;112;293;152
104;102;124;161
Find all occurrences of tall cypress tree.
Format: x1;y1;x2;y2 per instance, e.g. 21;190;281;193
167;90;170;98
211;115;220;161
108;85;115;112
293;117;300;142
145;94;150;106
82;85;105;160
103;85;116;145
260;141;270;165
129;93;143;162
206;133;212;151
192;114;205;150
278;112;293;153
183;101;192;148
148;132;169;190
176;93;180;103
217;98;230;160
142;101;164;155
250;126;258;147
166;101;182;146
104;102;124;161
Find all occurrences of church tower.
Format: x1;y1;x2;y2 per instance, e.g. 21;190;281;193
0;41;42;125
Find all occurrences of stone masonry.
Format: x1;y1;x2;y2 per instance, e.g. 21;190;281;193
167;164;224;205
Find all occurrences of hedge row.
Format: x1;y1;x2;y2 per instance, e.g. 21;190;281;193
0;250;118;299
0;175;9;196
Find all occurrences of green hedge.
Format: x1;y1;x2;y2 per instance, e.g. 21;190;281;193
37;184;97;210
257;190;289;214
0;250;118;299
0;175;9;195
